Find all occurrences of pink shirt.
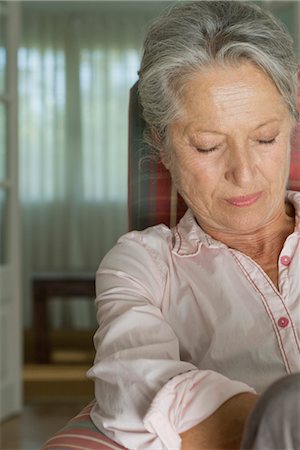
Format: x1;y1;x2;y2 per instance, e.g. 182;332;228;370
87;190;300;450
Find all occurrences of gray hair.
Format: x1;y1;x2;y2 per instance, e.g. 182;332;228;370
138;0;299;152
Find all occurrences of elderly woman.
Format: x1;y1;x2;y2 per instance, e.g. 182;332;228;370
87;1;300;449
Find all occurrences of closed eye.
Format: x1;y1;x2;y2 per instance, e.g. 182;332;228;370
258;138;276;145
196;146;219;153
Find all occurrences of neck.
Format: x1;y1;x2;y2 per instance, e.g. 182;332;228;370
200;203;295;289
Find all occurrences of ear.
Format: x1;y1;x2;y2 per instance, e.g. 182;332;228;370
150;127;171;170
159;149;171;171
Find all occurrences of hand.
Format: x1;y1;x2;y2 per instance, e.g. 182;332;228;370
180;392;258;450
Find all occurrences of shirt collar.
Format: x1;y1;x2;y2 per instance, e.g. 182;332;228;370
172;190;300;257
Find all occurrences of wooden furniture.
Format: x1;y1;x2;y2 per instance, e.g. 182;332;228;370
32;271;95;363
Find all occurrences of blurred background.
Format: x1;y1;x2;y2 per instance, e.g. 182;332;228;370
0;0;299;448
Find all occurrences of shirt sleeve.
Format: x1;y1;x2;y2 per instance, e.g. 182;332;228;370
87;231;256;450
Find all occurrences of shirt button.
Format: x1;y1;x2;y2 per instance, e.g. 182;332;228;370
280;255;291;266
278;317;289;328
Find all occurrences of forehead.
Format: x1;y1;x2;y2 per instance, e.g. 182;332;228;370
174;62;289;134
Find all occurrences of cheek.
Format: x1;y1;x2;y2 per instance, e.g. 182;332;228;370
170;155;218;198
262;145;290;183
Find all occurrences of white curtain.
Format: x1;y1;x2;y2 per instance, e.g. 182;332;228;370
19;10;151;328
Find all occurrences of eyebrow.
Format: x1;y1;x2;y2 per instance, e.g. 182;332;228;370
255;119;280;130
188;118;281;138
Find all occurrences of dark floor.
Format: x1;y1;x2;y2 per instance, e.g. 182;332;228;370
1;401;87;450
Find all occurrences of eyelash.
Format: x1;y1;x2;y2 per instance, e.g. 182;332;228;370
196;137;277;153
196;146;219;153
258;138;276;145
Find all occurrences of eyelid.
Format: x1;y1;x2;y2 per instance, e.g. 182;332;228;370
196;146;219;153
195;141;223;153
256;130;279;142
196;133;278;152
257;137;277;144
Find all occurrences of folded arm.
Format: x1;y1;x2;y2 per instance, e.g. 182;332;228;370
180;392;258;450
88;232;256;449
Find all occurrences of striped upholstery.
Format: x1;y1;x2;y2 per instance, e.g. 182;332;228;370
290;70;300;191
42;401;125;450
290;112;300;191
128;75;300;231
128;81;187;230
43;76;299;449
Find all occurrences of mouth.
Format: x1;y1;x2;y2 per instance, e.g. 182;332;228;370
225;192;262;207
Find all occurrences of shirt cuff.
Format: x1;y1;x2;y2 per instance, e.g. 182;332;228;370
143;369;256;450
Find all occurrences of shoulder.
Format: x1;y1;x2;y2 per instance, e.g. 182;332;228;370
98;224;173;281
95;225;173;307
121;224;173;258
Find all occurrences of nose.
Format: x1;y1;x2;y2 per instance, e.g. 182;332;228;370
224;145;256;188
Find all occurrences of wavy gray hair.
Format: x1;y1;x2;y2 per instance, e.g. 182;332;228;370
138;1;299;153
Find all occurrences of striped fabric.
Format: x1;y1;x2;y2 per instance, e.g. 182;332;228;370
290;114;300;191
289;70;300;191
128;75;300;231
42;401;125;450
128;82;187;231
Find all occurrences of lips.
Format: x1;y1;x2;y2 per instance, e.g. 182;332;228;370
226;192;262;207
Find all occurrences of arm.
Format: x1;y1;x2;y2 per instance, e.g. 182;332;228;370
88;231;256;449
180;392;258;450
